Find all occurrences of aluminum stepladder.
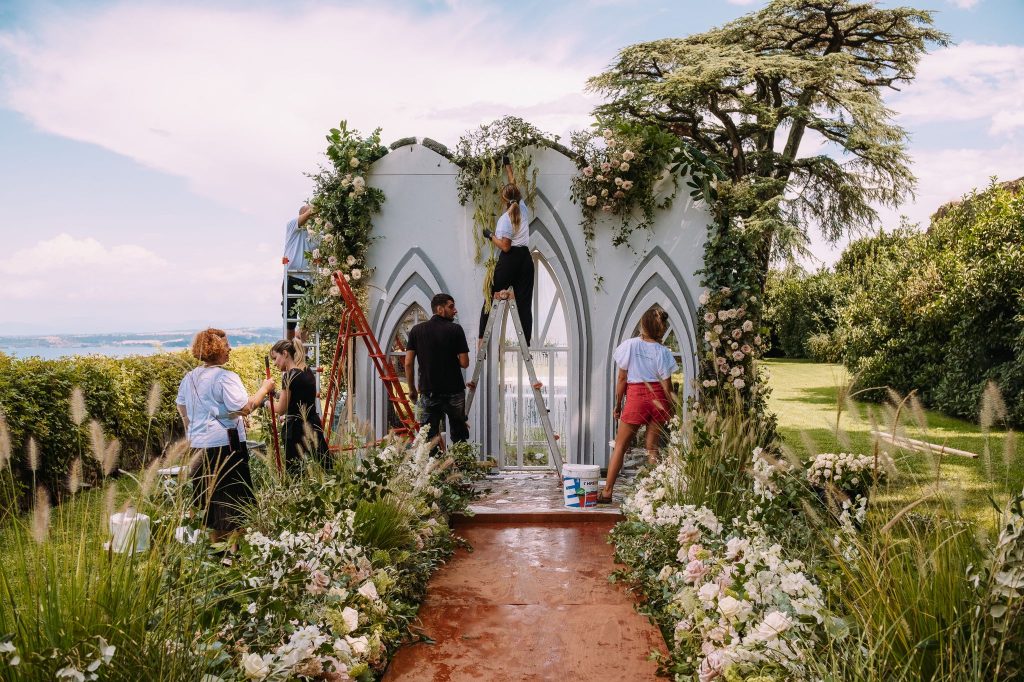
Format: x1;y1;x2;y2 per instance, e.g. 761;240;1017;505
321;270;419;448
467;289;563;478
282;268;322;411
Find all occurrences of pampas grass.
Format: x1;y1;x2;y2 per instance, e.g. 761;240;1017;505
0;410;11;469
89;420;105;466
145;381;162;419
103;439;121;477
66;457;82;495
69;386;87;426
31;486;50;544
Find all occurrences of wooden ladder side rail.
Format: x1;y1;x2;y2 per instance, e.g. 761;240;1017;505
323;271;419;445
322;306;353;444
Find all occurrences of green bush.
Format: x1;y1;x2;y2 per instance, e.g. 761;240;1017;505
763;267;844;358
0;344;271;515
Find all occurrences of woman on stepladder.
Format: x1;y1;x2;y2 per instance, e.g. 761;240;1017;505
598;308;678;504
477;182;535;348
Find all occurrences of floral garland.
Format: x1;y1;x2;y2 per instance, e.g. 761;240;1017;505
569;120;679;262
294;121;388;341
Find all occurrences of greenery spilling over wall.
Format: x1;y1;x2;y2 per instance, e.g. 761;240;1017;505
764;179;1024;425
0;345;270;515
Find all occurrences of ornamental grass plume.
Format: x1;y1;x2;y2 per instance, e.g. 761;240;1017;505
67;457;83;494
70;386;87;426
103;439;121;477
89;420;105;466
146;381;162;419
32;486;50;544
0;410;11;469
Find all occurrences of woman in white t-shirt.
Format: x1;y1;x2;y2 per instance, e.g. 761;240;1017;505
176;328;275;542
478;183;535;345
598;308;678;504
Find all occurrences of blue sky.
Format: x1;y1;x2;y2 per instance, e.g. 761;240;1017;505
0;0;1021;334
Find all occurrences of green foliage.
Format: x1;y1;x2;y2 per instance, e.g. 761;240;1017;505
568;119;679;261
763;267;844;359
295;121;388;341
353;496;415;551
0;345;270;515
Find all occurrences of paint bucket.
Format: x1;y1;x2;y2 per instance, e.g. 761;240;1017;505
562;464;600;509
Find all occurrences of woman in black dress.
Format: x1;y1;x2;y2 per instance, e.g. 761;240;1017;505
270;338;329;474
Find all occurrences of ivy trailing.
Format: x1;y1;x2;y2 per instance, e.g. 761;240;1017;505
294;121;388;341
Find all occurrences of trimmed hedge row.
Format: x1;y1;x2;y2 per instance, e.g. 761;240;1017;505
0;345;271;515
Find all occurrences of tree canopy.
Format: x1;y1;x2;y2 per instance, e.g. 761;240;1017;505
588;0;949;287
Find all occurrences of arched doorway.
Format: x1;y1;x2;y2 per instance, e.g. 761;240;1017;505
498;252;570;467
385;303;428;431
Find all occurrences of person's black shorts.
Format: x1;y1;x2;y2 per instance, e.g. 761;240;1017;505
283;275;309;330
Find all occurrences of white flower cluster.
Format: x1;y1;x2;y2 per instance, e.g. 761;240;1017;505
53;637;116;681
660;516;825;681
698;288;762;391
579;129;642;214
806;452;886;490
621;458;692;527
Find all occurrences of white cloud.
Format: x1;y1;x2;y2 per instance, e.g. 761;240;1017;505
891;42;1024;134
726;0;761;5
0;3;601;220
0;233;280;331
947;0;981;8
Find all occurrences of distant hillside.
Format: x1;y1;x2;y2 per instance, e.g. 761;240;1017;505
0;327;280;357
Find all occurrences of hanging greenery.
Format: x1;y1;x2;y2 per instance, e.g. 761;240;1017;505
452;116;553;298
568;120;680;259
294;121;388;342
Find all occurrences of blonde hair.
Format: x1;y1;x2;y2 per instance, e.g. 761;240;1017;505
501;184;523;235
271;337;307;369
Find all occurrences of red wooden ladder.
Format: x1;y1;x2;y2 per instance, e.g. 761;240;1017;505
322;271;419;446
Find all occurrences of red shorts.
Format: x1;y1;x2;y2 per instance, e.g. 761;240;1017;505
620;382;673;426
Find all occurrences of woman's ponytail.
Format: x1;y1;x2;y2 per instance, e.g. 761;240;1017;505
501;184;523;235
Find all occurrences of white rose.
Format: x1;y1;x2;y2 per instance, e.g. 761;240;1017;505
351;269;362;280
614;176;623;187
600;188;609;197
683;559;708;584
733;379;745;389
619;162;630;172
749;611;793;641
596;174;606;182
724;537;748;560
346;255;356;266
312;249;320;259
358;580;378;601
345;635;369;656
329;285;341;297
322;233;334;243
621;180;634;190
699;292;710;305
241;653;270;680
582;166;594;177
622;150;635;161
328;256;338;266
350;157;360;168
717;595;749;621
742;320;753;332
586;195;598;207
698;581;721;603
704;313;716;324
342;606;359;633
352;176;366;189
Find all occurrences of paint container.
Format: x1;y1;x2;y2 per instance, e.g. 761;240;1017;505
562;464;600;509
107;509;150;554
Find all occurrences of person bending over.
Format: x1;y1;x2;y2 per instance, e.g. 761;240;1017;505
598;309;678;504
270;337;329;474
176;328;275;543
405;293;470;446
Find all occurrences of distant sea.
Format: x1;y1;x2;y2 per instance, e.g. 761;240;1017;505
0;327;281;360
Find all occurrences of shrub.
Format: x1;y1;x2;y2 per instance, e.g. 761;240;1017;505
763;268;844;358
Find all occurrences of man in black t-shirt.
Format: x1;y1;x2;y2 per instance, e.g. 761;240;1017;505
404;293;471;444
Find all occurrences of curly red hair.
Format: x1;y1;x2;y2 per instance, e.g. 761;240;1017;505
191;328;229;364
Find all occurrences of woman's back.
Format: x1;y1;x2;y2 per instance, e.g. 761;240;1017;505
283;367;319;421
177;366;248;445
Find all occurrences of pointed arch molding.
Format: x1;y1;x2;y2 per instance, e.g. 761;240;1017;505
530;189;594;463
364;248;449;433
605;248;701;428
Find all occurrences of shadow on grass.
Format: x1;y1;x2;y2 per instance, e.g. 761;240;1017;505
775;385;841;406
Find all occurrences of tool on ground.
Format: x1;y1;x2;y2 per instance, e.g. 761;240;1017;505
322;271;419;446
467;289;563;477
263;356;283;473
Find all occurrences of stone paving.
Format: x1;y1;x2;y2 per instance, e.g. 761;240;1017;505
383;470;666;681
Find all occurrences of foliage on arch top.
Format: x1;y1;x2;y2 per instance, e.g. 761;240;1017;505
294;121;388;341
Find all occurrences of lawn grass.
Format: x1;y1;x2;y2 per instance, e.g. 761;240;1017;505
763;358;1022;527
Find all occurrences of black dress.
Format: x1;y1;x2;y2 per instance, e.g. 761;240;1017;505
281;367;329;473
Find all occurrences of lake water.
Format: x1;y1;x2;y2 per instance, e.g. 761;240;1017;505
2;345;170;360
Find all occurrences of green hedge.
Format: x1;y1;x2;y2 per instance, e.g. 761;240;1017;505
0;345;271;515
763;267;844;359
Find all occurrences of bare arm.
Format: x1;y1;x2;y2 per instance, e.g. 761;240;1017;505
489;234;513;253
177;404;189;432
297;207;315;228
457;352;469;369
613;369;628;420
404;350;417;401
229;379;275;417
272;387;289;416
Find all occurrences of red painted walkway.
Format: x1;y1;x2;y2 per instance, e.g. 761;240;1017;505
383;519;667;681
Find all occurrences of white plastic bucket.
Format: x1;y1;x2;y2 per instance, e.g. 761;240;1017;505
107;510;151;554
562;464;600;509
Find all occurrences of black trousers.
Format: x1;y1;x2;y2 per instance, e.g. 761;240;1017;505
422;392;470;444
478;245;535;344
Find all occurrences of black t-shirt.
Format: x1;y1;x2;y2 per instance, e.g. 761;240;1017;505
406;315;469;394
283;367;320;423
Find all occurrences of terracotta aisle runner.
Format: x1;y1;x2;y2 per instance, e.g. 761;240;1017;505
383;519;667;681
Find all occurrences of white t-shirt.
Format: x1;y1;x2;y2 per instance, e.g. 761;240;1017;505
176;366;249;448
613;337;678;383
283;217;313;272
495;200;530;248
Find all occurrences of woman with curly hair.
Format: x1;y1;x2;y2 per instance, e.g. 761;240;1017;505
176;328;275;542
